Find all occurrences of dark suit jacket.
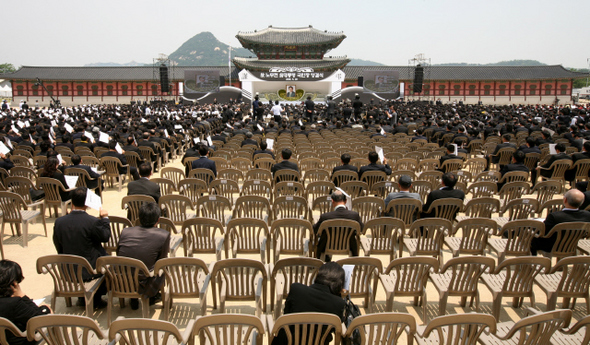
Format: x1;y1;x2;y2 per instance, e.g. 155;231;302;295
271;283;345;345
439;154;463;172
122;144;141;154
422;187;465;217
500;162;529;176
116;225;170;297
332;164;358;175
241;138;258;147
191;157;217;178
127;178;161;203
271;160;299;176
101;151;130;174
531;209;590;254
358;163;392;179
65;164;100;189
53;211;110;280
253;149;275;159
0;158;14;171
490;142;517;163
314;206;363;234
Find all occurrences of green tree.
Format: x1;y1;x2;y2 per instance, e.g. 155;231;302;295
569;68;590;88
0;63;16;74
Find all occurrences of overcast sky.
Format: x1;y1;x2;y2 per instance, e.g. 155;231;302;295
4;0;589;68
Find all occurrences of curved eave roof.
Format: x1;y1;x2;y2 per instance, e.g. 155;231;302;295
232;57;351;72
236;26;346;47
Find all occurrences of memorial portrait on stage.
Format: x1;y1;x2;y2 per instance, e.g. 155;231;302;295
184;70;220;95
286;85;297;98
362;70;400;97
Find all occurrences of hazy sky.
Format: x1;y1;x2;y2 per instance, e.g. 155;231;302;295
4;0;590;68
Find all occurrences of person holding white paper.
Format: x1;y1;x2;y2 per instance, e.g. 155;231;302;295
0;152;14;171
358;151;391;180
252;140;274;159
40;157;72;201
102;140;140;181
537;142;572;179
65;155;102;194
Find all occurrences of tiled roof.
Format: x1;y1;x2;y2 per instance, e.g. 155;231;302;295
1;65;586;82
341;65;588;81
236;26;346;47
232;57;351;72
0;66;240;81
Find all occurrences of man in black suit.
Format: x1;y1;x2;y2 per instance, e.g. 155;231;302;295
138;132;158;169
566;140;590;183
122;136;141;154
56;134;75;151
240;132;258;147
0;153;14;171
358;151;392;180
352;95;363;119
252;141;274;160
304;96;315;120
411;128;427;142
422;172;465;218
439;144;463;173
498;150;529;189
530;189;590;255
53;187;109;308
332;153;357;186
65;154;102;191
537;143;572;179
518;137;541;154
127;162;161;203
393;120;408;135
191;144;217;181
271;148;299;176
487;134;517;166
117;202;170;310
102;140;140;181
313;191;363;261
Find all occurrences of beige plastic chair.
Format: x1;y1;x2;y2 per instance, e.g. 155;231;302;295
246;168;272;182
337;257;383;313
411;180;432;204
481;256;551;321
414;313;496;345
302;169;330;185
331;169;358;187
209;178;240;205
315;219;362;261
139;146;160;172
270;257;323;319
538;159;572;187
178;178;208;206
404;218;452;267
274;169;300;185
210;258;267;316
498;170;529;185
478;308;572;345
188;168;215;187
272;195;311;222
360;170;387;191
158;194;196;226
254;157;275;171
161;166;185;188
232;195;272;224
100;156;130;192
9;166;37;183
225;218;270;263
241;179;273;201
456;198;500;222
532;180;562;208
26;314;105;345
181;217;225;261
429;256;496;317
489;147;516;171
108;317;183;345
305;181;334;202
344;313;417;345
551;314;590;345
444;218;496;257
65;167;102;195
121;194;156;224
465;181;497;199
439;158;464;174
196;195;231;225
488;219;544;263
380;256;440;323
534;256;590;312
271;218;313;264
361;217;405;261
182;314;265;345
572;158;590;185
37;177;73;217
0;191;45;248
150;177;176;195
384;198;422;227
340;180;368;199
274;181;306;198
154;257;210;320
494;198;540;228
103;216;133;254
369;180;398;199
36;254;105;317
422;198;463;223
96;256;153;325
0;317;26;345
351;196;384;225
537;221;590;261
474;171;502;183
268;312;342;345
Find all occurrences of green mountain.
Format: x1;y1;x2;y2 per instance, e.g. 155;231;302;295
435;60;547;66
348;58;384;66
169;32;252;66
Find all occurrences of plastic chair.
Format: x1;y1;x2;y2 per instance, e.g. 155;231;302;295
0;317;26;345
0;191;45;248
161;166;185;188
337;257;383;313
457;198;500;222
36;254;105;317
188;168;215;187
344;313;417;345
444;218;496;257
158;194;195;226
182;314;265;345
384;198;422;227
268;313;342;345
181;217;225;261
488;219;544;263
100;156;130;192
150;177;176;195
65;167;102;195
225;218;270;263
178;178;208;206
37;177;73;218
423;198;463;222
271;218;313;264
108;317;183;345
495;198;540;227
332;169;358;187
404;218;452;267
121;194;156;224
196;195;231;225
550;314;590;345
534;256;590;312
103;216;132;254
274;181;306;198
537;221;590;261
361;217;404;261
351;196;384;225
25;314;105;345
414;313;496;345
232;195;272;224
315;219;362;261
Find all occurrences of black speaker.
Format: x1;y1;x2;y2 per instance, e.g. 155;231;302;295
219;76;225;86
358;76;364;87
413;66;424;93
159;65;169;93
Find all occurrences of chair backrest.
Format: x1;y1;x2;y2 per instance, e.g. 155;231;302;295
463;198;500;218
383;256;440;294
274;169;300;184
26;314;104;345
246;168;272;182
241;179;273;201
272;195;310;221
547;159;573;179
209;179;240;205
185;314;265;345
153;257;209;298
178;178;208;205
121;195;156;223
36;254;95;297
474;171;501;183
150;177;176;195
497;220;544;259
360;170;387;190
271;257;323;305
210;258;267;305
370;180;398;199
96;256;150;297
196;195;231;224
502;198;539;221
499;181;531;204
411;180;431;203
466;181;497;198
0;191;27;222
408;218;452;257
532;180;562;206
269;313;342;345
440;256;496;296
426;198;464;222
302;169;330;185
332;170;358;186
100;156;125;177
547;222;590;259
37;177;67;202
305;181;335;202
337;257;383;299
103;216;133;254
64;168;92;188
549;256;590;298
384;198;422;227
161;167;185;188
188;168;215;185
499;309;572;345
418;313;496;345
344;313;417;345
123;151;142;169
500;170;530;184
159;194;195;225
351;196;385;225
4;176;36;204
217;168;244;183
316;219;362;256
109;317;183;345
362;217;404;258
440;158;464;173
181;217;225;256
396;158;418;171
524;152;541;172
226;218;269;258
450;218;496;256
340;180;368;199
495;256;551;295
274;181;306;198
254;157;274;171
271;218;313;258
0;317;25;345
233;195;272;223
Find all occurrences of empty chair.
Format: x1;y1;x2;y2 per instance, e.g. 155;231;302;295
495;198;540;227
534;256;590;312
25;314;105;345
225;218;270;263
498;170;529;185
217;167;244;183
488;219;544;263
380;256;439;322
414;313;496;345
370;180;399;199
209;178;240;205
498;181;531;207
360;170;387;191
351;196;384;225
466;181;497;200
532;180;562;207
302;169;330;185
188;168;215;187
181;217;225;261
274;169;300;185
210;258;267;316
344;313;417;345
337;257;383;313
246;168;272;182
418;170;443;188
271;218;313;264
178;178;208;206
272;195;311;222
361;217;405;261
159;194;195;226
478;308;572;345
196;195;231;224
183;314;265;345
153;257;210;320
268;313;342;345
232;195;272;224
274;181;306;199
108;317;183;345
481;256;551;321
474;171;502;183
457;198;500;222
404;218;452;267
429;256;496;317
150;177;176;195
445;218;496;257
0;191;46;248
36;254;105;317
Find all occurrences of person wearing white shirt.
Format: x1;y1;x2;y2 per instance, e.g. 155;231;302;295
271;100;284;123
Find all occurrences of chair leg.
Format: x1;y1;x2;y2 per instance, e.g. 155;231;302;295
107;291;113;326
546;292;558;311
438;292;448;316
22;221;29;247
141;296;149;318
40;209;48;237
492;293;502;321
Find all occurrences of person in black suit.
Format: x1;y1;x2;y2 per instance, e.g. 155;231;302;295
358;151;391;180
566;140;590;183
0;153;14;171
271;262;346;345
191;144;217;182
271;148;299;176
498;150;529;189
537;143;572;179
117;202;170;310
530;189;590;255
313;191;363;261
518;137;541;154
55;134;75;151
240;132;258;147
422;172;465;218
411;128;427;142
486;134;517;168
439;144;463;173
252;141;274;160
332;153;358;186
138;132;158;169
53;187;109;307
102;140;140;181
122;136;141;154
65;154;102;192
127;162;161;203
352;95;363;119
304;96;315;120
